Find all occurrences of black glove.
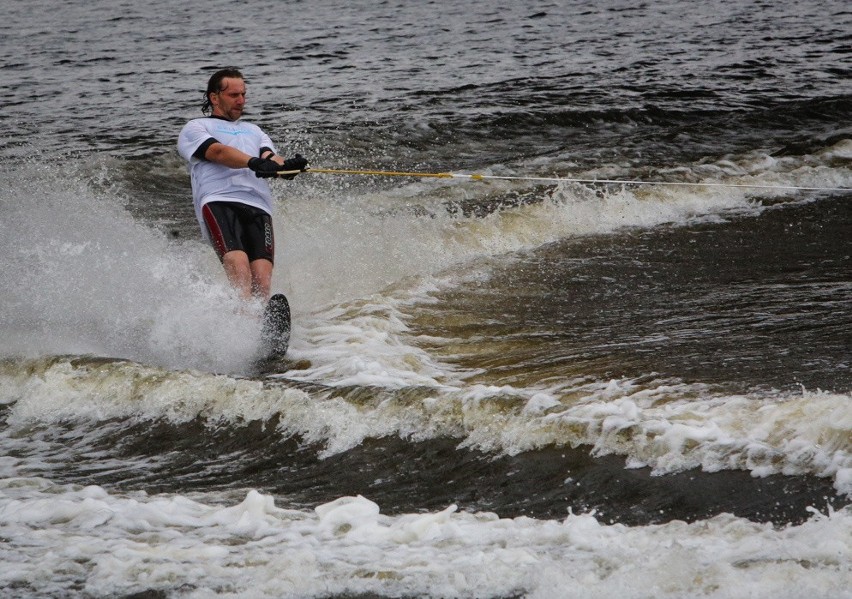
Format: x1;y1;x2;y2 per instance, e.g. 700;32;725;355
247;157;281;178
283;154;308;171
276;154;308;180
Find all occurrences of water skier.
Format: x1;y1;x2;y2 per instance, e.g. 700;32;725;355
177;67;307;302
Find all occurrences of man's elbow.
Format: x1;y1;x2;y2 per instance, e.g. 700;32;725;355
205;143;226;162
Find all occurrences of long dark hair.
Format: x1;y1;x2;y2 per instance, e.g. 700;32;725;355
201;68;244;115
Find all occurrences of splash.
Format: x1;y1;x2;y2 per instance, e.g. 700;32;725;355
1;482;849;598
0;161;262;373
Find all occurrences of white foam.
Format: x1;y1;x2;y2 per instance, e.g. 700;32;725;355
1;482;849;598
456;380;852;496
0;162;264;373
2;357;849;495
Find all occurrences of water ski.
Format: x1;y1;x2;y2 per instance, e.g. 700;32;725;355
261;293;291;358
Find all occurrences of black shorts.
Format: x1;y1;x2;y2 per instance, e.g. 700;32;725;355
202;201;275;263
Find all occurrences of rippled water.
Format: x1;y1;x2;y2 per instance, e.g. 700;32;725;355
1;0;850;597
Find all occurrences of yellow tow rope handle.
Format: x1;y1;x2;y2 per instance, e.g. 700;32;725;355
275;167;486;180
307;167;453;178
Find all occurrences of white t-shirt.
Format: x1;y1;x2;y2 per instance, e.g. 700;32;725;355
177;117;278;235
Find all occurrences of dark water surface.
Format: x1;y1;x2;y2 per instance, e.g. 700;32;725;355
414;196;852;394
1;0;850;597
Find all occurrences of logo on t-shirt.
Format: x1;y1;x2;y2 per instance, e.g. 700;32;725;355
215;126;249;136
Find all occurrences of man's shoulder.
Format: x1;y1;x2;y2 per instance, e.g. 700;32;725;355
180;117;213;135
177;118;217;158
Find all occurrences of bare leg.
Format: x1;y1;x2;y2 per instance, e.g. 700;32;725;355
222;250;253;301
250;258;273;302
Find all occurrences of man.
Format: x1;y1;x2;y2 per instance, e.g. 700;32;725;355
177;67;307;302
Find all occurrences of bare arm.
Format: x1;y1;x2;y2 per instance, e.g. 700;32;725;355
203;142;285;168
202;142;253;169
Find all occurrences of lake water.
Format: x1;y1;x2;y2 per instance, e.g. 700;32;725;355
1;0;850;597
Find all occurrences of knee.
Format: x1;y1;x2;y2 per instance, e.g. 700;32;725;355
223;251;250;270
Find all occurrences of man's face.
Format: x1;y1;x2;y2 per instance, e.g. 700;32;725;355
210;77;246;121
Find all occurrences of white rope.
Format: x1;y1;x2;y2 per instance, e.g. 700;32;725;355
286;168;851;193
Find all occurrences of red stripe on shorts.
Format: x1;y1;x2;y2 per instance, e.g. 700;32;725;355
202;204;228;260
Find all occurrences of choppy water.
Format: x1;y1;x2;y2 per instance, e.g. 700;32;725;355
1;0;851;597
